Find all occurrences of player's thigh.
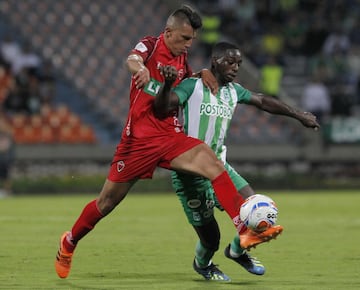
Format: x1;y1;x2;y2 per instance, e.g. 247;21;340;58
170;143;225;180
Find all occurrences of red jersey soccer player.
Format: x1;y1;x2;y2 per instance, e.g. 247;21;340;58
55;5;282;279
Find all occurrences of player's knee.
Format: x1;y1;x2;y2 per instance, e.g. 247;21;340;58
213;158;225;170
203;160;226;180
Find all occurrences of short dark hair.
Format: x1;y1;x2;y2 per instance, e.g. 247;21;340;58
170;5;202;30
212;42;240;58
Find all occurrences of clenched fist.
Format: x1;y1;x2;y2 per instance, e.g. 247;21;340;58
160;65;178;84
299;111;320;130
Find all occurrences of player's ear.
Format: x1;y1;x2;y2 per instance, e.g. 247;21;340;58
164;27;172;38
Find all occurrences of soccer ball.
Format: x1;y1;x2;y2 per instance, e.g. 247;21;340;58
239;194;278;232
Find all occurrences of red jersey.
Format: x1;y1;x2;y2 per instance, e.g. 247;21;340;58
108;33;202;182
123;33;192;139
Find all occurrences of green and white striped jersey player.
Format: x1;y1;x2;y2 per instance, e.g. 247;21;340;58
171;77;251;227
177;78;250;164
157;42;319;281
170;75;267;279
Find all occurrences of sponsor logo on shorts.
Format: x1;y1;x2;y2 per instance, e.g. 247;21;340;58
187;199;201;208
206;200;215;209
203;209;214;218
193;212;201;222
117;161;125;172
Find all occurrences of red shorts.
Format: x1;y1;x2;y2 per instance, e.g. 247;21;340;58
107;133;203;182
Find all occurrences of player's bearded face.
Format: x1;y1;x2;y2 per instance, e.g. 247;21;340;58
166;23;196;56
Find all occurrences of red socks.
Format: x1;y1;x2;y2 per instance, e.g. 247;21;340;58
63;199;104;252
62;171;245;252
211;171;246;233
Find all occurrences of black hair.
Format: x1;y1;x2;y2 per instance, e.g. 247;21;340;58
211;42;240;58
170;5;202;29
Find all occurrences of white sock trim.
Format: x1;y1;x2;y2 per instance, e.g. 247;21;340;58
195;258;212;268
229;247;243;258
66;232;75;246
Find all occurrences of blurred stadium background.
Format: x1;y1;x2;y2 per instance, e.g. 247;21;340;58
0;0;359;193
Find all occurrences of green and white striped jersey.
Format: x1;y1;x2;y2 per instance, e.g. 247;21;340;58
173;77;251;162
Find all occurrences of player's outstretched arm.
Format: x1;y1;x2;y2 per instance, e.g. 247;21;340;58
248;93;320;130
153;65;179;119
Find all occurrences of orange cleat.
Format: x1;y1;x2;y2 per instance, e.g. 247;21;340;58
240;225;283;250
55;231;73;278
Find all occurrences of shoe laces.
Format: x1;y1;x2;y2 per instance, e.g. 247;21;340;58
240;251;260;264
208;263;221;273
206;263;226;280
198;262;222;275
57;250;72;266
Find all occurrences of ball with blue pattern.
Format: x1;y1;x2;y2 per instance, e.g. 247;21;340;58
240;194;278;232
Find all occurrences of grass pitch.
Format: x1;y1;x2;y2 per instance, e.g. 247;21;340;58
0;190;360;289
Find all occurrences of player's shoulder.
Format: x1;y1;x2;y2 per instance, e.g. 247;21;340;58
229;82;252;101
229;81;239;88
180;77;201;86
136;35;159;49
184;77;200;81
174;77;199;93
230;82;246;90
132;36;158;55
140;35;158;44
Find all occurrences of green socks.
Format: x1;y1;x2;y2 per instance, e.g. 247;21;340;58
195;240;214;268
230;235;245;257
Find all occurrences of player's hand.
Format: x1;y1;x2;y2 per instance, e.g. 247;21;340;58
299;111;320;130
201;69;218;95
134;66;150;89
160;65;178;84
